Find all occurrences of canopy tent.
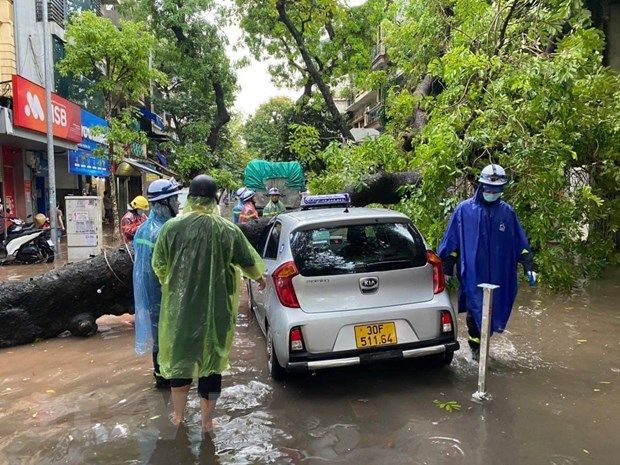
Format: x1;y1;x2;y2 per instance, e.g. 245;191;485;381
244;160;304;191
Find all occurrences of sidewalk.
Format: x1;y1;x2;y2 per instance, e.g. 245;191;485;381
0;224;122;283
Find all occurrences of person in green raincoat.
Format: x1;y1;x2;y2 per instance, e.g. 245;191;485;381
152;175;266;433
262;187;286;218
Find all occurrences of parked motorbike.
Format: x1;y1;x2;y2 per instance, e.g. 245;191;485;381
0;214;55;265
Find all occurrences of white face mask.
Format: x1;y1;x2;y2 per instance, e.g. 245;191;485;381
483;192;502;202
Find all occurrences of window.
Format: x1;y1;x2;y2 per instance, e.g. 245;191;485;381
290;222;427;277
67;0;101;16
36;0;68;26
52;35;69;98
264;222;282;260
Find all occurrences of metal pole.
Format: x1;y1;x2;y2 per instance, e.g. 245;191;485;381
472;283;499;402
41;0;59;253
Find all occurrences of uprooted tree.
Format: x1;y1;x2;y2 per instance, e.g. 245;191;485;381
0;173;419;348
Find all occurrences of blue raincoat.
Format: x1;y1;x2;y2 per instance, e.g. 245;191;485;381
232;200;243;224
133;203;176;355
438;186;530;334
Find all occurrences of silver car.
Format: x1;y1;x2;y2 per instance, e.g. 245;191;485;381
248;195;459;379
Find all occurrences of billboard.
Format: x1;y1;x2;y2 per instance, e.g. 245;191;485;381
11;74;82;143
68;109;110;177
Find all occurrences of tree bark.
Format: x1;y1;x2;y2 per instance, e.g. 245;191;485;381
0;169;421;348
403;74;435;152
206;81;231;153
276;0;354;141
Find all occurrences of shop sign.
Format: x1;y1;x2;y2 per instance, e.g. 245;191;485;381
68;109;110;177
11;74;82;143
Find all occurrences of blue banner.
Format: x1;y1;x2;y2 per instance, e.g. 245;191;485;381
68;109;110;177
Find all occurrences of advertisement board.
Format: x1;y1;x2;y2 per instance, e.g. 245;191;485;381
11;74;82;143
68;109;110;177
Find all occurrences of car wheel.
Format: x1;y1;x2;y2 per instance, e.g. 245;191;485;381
429;350;454;367
267;325;286;381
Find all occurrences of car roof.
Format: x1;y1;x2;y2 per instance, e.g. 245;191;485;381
279;207;410;229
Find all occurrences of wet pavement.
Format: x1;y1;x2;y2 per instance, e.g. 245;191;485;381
0;270;619;464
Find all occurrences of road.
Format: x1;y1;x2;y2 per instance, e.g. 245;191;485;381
0;270;618;464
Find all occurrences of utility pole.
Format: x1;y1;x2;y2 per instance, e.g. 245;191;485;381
41;0;60;253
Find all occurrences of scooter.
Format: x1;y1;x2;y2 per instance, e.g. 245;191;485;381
0;215;55;265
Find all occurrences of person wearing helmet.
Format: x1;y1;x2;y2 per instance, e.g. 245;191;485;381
231;187;248;224
238;189;258;224
133;178;181;388
152;175;266;433
262;187;286;218
120;195;149;244
438;164;536;361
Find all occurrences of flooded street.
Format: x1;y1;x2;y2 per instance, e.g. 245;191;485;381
0;271;618;465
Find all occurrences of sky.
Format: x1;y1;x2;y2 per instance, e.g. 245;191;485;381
230;0;367;117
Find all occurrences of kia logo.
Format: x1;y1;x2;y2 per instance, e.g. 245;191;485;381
359;277;379;293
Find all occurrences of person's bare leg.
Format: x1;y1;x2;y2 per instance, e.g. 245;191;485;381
170;385;191;425
200;397;217;433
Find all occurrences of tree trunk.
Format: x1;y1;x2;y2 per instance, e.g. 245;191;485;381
206;82;231;153
0;246;134;348
0;169;421;348
276;0;354;141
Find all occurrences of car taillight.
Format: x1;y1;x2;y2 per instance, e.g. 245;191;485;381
290;326;305;351
426;250;446;294
440;310;453;333
273;261;300;308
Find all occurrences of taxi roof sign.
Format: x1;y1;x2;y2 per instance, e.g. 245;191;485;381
301;193;350;210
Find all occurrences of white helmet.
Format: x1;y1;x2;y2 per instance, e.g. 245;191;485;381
240;189;256;203
479;164;508;186
147;178;181;202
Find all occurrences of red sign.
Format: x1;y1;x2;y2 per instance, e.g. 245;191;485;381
12;74;82;143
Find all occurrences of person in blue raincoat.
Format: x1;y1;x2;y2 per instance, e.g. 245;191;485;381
231;187;247;224
438;164;537;359
133;178;181;388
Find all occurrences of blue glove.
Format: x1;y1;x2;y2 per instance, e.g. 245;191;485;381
526;271;537;287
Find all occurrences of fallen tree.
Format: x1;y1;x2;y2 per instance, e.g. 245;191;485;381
0;170;420;348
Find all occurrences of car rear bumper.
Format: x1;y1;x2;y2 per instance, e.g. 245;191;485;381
286;340;459;372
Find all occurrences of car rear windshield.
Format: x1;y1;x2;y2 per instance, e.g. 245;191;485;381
290;222;427;277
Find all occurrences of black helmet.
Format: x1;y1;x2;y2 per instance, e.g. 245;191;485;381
189;175;218;199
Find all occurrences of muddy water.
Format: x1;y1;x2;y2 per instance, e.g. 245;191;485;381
0;271;619;465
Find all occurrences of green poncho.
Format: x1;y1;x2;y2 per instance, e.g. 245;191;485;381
152;197;265;379
262;200;286;218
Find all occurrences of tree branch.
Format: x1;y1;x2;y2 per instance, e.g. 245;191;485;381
206;81;231;152
494;0;520;56
275;0;353;141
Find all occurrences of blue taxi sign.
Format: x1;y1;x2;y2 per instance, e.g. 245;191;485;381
301;193;351;209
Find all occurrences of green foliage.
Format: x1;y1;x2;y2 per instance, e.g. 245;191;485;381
235;0;384;89
287;124;321;164
308;134;406;194
57;11;164;117
165;115;249;186
243;97;295;160
311;0;620;291
433;400;461;413
96;110;148;164
119;0;239;184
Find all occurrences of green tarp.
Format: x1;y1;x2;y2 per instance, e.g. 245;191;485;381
244;160;305;191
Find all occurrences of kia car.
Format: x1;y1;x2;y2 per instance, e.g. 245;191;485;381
247;194;459;379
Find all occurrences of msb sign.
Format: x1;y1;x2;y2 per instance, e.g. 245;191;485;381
12;74;82;143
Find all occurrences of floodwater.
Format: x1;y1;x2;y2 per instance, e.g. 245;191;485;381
0;271;619;465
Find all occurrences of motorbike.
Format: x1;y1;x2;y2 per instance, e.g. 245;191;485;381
0;214;55;265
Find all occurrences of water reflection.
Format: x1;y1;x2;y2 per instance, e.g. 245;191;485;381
0;270;619;464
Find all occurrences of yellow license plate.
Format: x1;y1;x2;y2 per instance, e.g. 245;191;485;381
354;322;397;349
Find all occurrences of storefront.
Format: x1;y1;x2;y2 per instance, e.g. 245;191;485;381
1;75;81;225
